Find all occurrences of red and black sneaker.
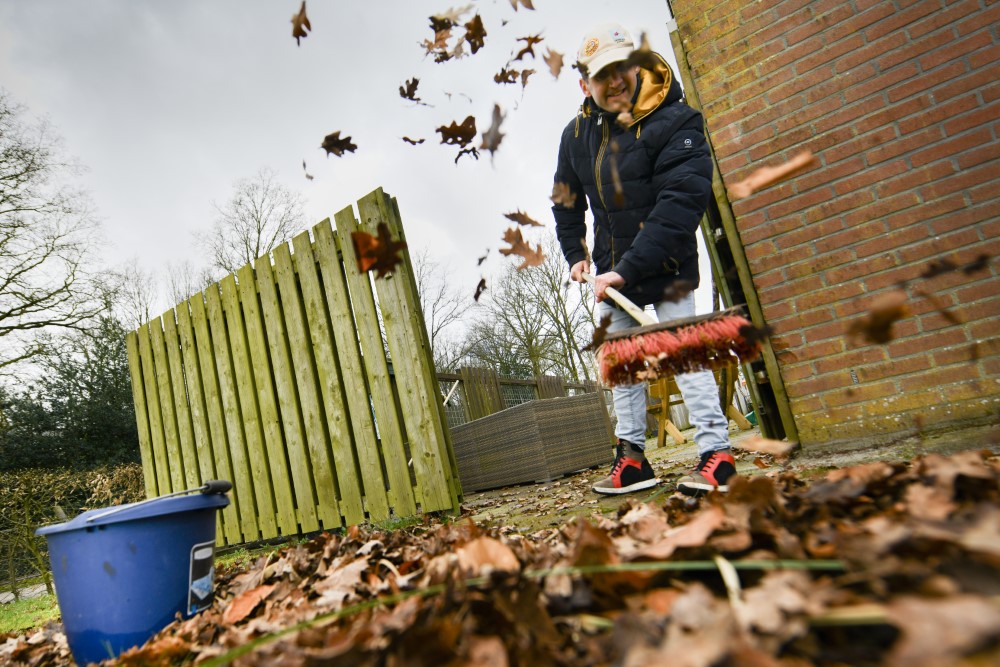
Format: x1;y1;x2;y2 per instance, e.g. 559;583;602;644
677;449;737;496
593;440;659;495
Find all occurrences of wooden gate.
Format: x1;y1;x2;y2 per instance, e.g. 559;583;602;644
125;188;461;545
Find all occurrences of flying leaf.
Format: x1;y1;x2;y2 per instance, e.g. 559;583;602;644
464;14;487;54
402;136;425;145
422;27;452;61
914;288;962;325
962;253;990;274
608;141;625;207
504;210;542;227
480;104;505;157
455;146;480;164
739;322;774;346
474;278;487;301
520;69;535;89
734;437;798;459
551;181;577;208
729;150;816;199
494;67;519;84
321;131;357;157
436;116;477;147
847;288;910;344
544;48;564;78
477;250;489;265
660;279;696;303
291;1;311;46
351;222;408;279
499;227;545;270
399;78;428;106
509;0;535;10
583;313;613;351
620;32;658;71
431;4;473;29
302;159;314;181
513;34;543;61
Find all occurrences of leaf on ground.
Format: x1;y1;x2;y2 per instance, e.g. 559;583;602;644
550;181;577;208
314;556;369;609
437;116;477;147
455;536;521;577
729;150;816;199
291;1;311;46
847;289;910;344
544;48;564;79
481;104;505;157
321;131;358;157
629;506;727;560
499;227;544;270
503;210;542;227
223;583;276;625
885;595;1000;667
351;222;408;279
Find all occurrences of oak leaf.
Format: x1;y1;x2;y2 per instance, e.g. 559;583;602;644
474;278;487;301
436;116;477;147
455;146;480;164
223;584;276;625
503;210;542;227
847;288;909;344
544;48;564;78
402;136;425;145
321;131;357;157
520;69;535;89
464;14;487;54
480;104;505;157
291;1;311;46
494;67;518;84
430;4;473;30
351;222;408;279
399;77;427;106
499;226;544;270
550;181;577;208
513;34;543;61
509;0;535;10
962;253;990;274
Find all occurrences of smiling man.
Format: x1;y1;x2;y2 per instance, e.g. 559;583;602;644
552;23;735;496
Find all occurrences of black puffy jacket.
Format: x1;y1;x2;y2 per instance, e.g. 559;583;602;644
552;53;713;307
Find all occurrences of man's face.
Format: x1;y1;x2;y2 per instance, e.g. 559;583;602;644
580;61;639;113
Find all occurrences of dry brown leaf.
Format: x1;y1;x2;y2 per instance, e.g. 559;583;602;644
633;506;727;560
480;104;505;157
520;69;535;88
455;536;521;577
583;313;612;351
402;136;425;145
436;115;477;147
543;48;564;79
223;583;276;625
455;146;480;164
503;210;542;227
886;595;1000;667
291;1;311;46
321;131;357;157
399;77;427;106
847;288;910;344
351;222;408;279
494;67;519;84
729;150;816;199
499;226;544;270
474;277;487;301
550;181;577;208
513;34;543;61
509;0;535;10
464;14;487;54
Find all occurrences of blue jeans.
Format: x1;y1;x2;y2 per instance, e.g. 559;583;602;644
599;294;730;456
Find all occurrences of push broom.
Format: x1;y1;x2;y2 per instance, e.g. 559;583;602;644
582;272;763;386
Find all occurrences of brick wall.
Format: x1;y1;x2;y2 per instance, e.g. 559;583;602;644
673;0;999;443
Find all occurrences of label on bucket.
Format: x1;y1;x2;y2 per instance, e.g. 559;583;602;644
188;541;216;615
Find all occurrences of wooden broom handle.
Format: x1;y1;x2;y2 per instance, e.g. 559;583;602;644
581;272;657;326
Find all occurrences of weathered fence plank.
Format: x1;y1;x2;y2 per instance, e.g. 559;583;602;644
149;318;187;492
161;313;201;490
135;324;172;495
125;333;158;498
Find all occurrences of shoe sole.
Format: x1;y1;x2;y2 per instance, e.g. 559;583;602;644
593;478;660;495
677;481;729;497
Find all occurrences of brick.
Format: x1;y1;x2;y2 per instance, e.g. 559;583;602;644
907;0;981;40
898;92;979;135
836;160;908;197
897;227;981;264
754;268;786;290
874;161;956;199
919;30;992;71
780;305;837;330
957;281;1000;305
825;380;898;407
888;328;970;358
842;192;921;228
775;216;843;251
955;0;1000;37
826;253;898;286
856;354;932;382
837;31;909;74
864;264;923;291
862;387;942;417
794;281;867;312
912;127;994;168
854;224;930;258
790;338;845;362
785;248;854;280
815;219;888;254
878;26;957;71
899;364;981;392
888;193;965;231
865;0;939;41
888;62;965;103
789;370;856;396
935;62;998;103
759;274;824;303
844;62;918;103
940;380;1000;404
826;126;896;165
868;125;943;165
766;186;838;220
968;181;1000;206
797;156;863;192
814;346;888;375
968;42;1000;69
943;99;1000;136
789;394;824;413
745;239;779;262
920;161;998;200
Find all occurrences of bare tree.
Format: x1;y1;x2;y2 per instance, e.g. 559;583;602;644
0;90;101;372
165;259;216;306
412;248;468;369
199;167;304;275
108;259;158;331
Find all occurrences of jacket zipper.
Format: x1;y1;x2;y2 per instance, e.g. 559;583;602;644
594;114;614;264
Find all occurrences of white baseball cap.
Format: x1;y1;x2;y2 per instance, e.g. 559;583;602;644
577;23;635;78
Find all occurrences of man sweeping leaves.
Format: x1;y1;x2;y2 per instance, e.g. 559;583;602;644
552;23;735;496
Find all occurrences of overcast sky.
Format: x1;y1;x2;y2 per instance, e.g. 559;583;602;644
0;0;715;320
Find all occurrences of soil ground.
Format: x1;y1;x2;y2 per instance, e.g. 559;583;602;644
462;420;1000;533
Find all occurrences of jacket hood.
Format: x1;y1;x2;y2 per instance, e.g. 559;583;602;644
578;52;681;125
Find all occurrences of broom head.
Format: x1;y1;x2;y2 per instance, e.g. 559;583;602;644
596;309;763;386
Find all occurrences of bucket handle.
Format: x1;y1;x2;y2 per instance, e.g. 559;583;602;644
85;480;232;523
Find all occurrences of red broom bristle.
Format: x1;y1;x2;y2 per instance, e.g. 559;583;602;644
596;314;762;386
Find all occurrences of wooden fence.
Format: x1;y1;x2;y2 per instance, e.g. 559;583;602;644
126;188;461;546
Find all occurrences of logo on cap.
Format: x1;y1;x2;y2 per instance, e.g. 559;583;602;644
611;30;626;43
584;38;600;57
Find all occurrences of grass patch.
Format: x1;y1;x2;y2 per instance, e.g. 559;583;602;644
0;593;60;635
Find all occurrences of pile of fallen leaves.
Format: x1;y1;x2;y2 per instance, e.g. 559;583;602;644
4;450;999;666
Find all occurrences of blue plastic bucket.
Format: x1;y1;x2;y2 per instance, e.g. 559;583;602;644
35;489;229;665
